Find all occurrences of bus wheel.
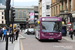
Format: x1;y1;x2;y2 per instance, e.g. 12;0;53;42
35;37;37;39
27;33;29;35
38;39;41;41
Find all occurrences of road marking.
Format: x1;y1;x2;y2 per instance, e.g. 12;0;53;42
20;39;23;50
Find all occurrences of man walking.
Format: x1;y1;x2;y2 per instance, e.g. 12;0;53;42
73;29;75;36
69;29;73;40
16;27;19;40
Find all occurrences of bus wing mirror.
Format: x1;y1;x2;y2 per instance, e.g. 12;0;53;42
38;21;40;24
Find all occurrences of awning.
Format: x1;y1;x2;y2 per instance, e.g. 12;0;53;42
67;23;71;25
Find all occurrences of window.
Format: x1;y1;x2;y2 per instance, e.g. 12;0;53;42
63;4;64;10
2;12;3;15
54;7;55;15
19;10;22;18
46;15;50;17
41;21;61;32
15;10;18;18
70;0;71;11
2;21;4;24
2;16;3;19
35;22;40;30
56;6;58;15
23;10;26;18
46;5;50;9
59;5;61;11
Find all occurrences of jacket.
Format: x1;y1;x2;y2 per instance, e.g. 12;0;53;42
69;31;73;35
11;29;16;34
3;29;7;35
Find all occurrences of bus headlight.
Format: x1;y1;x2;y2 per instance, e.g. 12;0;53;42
57;33;61;37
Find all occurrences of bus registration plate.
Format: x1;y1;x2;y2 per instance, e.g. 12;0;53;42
49;38;54;39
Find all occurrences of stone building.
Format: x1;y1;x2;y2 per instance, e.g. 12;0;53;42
38;0;51;18
51;0;75;24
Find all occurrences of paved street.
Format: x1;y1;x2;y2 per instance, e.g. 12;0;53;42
20;30;75;50
0;38;15;50
0;34;22;50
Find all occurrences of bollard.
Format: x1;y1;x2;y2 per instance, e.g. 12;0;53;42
6;32;10;50
6;36;8;50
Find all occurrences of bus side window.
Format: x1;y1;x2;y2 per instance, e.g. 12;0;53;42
35;23;40;31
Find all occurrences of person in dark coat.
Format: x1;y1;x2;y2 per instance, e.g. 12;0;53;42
16;27;19;40
73;29;75;36
0;27;3;40
69;29;73;40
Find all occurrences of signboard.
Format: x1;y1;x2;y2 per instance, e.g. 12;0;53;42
42;18;60;21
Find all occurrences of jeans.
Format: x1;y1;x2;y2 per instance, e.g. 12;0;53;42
3;35;6;41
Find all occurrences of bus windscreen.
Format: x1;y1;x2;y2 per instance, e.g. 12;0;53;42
41;21;61;32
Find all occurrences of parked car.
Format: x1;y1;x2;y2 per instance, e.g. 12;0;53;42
24;29;28;34
25;28;35;35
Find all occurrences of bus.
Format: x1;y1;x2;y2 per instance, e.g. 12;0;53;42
35;17;62;41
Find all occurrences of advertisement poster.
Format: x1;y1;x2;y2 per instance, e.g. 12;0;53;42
30;13;34;20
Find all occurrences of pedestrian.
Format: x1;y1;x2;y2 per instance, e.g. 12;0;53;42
16;27;19;40
73;29;75;36
0;27;3;40
69;29;73;40
11;27;16;43
9;27;12;41
13;28;16;41
3;26;7;41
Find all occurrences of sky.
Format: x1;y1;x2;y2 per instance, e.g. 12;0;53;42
11;0;38;6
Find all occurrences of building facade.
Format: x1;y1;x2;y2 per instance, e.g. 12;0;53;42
38;0;42;18
51;0;75;23
0;10;5;24
13;6;34;28
51;0;75;34
51;0;75;17
0;0;5;5
42;0;51;17
38;0;51;18
10;6;34;23
0;6;34;28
